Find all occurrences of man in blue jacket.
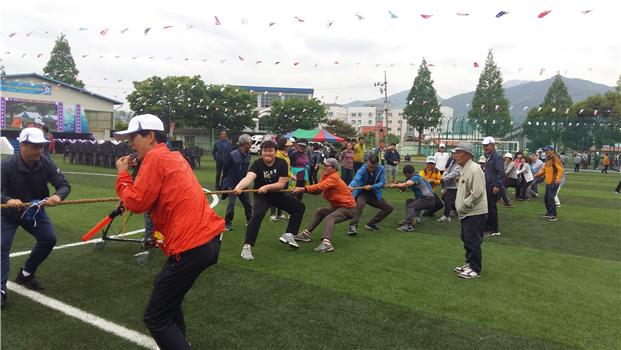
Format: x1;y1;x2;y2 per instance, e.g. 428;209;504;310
220;134;253;231
212;130;233;190
1;127;71;308
482;136;504;236
348;154;393;235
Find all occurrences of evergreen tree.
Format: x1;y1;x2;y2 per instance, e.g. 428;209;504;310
524;75;573;149
43;34;84;88
468;49;511;137
402;58;442;155
324;119;357;139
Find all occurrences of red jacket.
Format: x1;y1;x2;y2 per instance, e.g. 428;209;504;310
305;171;355;209
116;144;224;256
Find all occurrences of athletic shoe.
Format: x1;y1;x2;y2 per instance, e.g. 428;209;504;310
490;232;501;236
556;204;561;208
293;230;312;242
547;216;558;222
240;244;254;260
278;214;289;221
415;217;423;224
396;224;415;232
14;269;44;291
454;263;469;273
437;215;451;223
313;239;334;253
269;215;280;222
225;223;233;231
364;223;380;231
484;231;493;237
540;213;552;218
347;225;358;236
278;233;300;249
458;267;480;279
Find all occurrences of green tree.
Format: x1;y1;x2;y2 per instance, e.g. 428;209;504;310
43;34;84;88
565;91;621;150
524;75;573;149
385;133;401;145
324;119;357;139
203;85;257;132
126;76;256;133
403;58;443;155
263;98;326;135
468;49;511;137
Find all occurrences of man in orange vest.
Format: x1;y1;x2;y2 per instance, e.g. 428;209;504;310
115;114;224;350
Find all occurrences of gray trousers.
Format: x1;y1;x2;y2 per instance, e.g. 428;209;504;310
405;196;436;224
350;191;394;226
306;207;356;240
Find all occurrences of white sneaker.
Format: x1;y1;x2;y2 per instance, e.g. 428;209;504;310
454;263;469;273
269;215;280;222
278;214;289;221
458;267;480;279
437;215;451;223
240;244;254;261
278;233;299;249
490;232;501;236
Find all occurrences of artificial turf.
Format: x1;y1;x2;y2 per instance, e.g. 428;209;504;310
1;156;620;349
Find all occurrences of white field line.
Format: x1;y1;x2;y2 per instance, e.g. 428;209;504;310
9;229;146;258
7;281;159;349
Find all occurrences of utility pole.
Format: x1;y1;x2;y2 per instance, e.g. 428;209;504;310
374;70;389;145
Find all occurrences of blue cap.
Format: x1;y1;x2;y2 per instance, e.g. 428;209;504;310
542;145;554;152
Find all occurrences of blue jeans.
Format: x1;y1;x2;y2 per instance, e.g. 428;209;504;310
1;210;57;291
544;183;559;217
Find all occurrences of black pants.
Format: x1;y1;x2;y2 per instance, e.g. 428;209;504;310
144;237;221;350
521;181;533;199
507;178;522;199
574;164;580;172
615;181;621;193
350;191;394;226
225;192;252;225
309;167;319;185
485;187;500;233
422;193;444;216
353;161;363;174
340;168;353;185
461;214;486;273
294;179;306;201
215;161;225;189
443;189;457;217
602;165;608;174
245;193;305;245
499;185;511;205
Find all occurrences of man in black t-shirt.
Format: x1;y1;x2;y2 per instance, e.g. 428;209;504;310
234;140;306;260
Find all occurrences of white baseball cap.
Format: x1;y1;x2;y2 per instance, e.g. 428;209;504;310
439;143;446;148
482;136;496;145
503;152;513;159
18;127;50;144
114;114;164;139
425;156;436;163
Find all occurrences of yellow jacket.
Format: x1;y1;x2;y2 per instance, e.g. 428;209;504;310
603;156;609;166
535;154;564;184
353;143;366;162
420;169;442;192
276;150;293;179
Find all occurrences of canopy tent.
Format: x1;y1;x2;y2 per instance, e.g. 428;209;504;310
285;128;345;143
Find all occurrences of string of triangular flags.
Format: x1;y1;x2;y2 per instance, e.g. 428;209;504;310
3;9;596;38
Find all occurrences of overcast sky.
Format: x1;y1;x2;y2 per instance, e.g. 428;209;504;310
1;0;619;108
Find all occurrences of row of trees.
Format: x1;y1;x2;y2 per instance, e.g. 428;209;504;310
38;34;620;152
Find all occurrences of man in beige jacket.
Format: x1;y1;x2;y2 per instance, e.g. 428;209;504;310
452;142;488;279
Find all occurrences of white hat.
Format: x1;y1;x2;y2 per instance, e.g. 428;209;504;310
114;114;164;139
478;156;486;163
503;152;513;159
425;156;436;163
482;136;496;145
18;127;50;144
439;143;446;148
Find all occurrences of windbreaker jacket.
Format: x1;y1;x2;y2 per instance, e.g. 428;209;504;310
116;143;224;256
535;153;564;185
349;163;386;200
305;171;355;209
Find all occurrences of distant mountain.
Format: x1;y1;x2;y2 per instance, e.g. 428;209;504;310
345;76;614;123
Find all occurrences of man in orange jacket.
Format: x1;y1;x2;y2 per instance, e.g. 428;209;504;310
534;145;564;222
114;114;224;350
292;158;356;253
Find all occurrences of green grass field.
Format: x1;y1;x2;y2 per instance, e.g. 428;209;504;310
2;155;620;349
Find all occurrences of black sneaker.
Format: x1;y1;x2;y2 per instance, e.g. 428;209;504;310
364;223;380;231
15;270;45;291
347;225;358;236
